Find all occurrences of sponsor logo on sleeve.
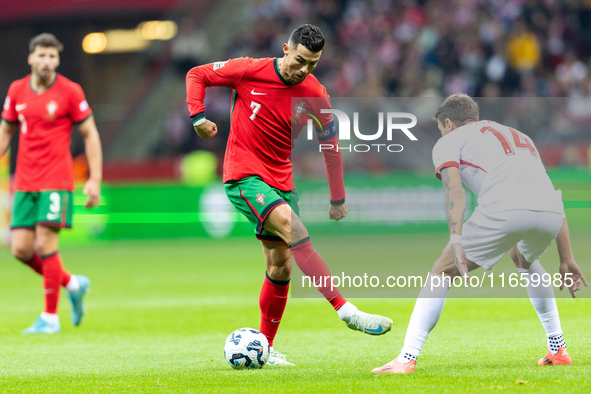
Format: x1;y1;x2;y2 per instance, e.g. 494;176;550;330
3;97;9;111
79;100;89;112
213;61;228;70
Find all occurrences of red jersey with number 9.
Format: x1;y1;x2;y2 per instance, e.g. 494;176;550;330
1;74;93;192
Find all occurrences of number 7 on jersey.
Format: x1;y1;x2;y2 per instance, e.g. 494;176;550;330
250;101;261;120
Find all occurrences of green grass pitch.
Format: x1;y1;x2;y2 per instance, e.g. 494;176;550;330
0;231;590;393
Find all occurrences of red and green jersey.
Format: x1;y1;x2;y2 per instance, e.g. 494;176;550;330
1;73;92;192
186;57;345;204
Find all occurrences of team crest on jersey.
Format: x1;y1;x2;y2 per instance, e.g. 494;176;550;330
256;193;265;205
46;100;58;120
213;61;228;70
292;100;307;120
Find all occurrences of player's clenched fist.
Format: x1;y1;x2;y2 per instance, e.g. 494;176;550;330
329;202;348;221
194;120;218;139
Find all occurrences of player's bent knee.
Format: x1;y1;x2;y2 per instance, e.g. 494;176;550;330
267;256;292;281
11;243;34;262
431;266;460;278
509;246;519;263
431;245;459;277
265;249;291;268
276;215;291;233
510;246;531;269
268;262;292;280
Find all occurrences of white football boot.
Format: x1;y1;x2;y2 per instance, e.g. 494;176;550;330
267;349;295;366
346;309;393;335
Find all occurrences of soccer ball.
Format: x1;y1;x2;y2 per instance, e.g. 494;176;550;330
224;328;269;369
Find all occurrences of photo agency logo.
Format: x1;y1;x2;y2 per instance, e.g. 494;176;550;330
298;102;419;153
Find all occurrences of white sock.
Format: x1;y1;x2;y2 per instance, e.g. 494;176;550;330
270;346;274;353
547;334;566;354
398;273;450;363
399;352;418;363
40;312;59;325
518;260;564;354
336;301;358;323
66;275;80;292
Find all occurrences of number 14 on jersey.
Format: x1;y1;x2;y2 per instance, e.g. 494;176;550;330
481;126;538;158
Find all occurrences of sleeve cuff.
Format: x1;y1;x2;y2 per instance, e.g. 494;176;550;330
435;161;460;180
190;111;206;125
73;113;93;125
330;198;345;206
1;116;18;125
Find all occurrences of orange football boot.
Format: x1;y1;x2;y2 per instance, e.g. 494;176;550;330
371;357;416;374
538;347;572;365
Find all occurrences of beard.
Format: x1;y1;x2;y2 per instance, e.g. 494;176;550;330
35;67;53;80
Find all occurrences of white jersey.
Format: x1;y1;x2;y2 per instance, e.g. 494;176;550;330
432;120;563;214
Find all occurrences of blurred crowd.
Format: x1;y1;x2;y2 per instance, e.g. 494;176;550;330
161;0;591;168
235;0;591;98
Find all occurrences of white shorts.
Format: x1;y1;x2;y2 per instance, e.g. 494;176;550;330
461;207;565;270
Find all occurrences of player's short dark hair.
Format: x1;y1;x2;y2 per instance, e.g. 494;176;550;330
288;24;325;53
434;93;479;126
29;33;63;53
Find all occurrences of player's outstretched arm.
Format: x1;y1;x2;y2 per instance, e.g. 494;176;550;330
78;116;103;208
0;120;15;158
556;218;588;298
441;167;468;277
317;124;346;220
321;136;346;221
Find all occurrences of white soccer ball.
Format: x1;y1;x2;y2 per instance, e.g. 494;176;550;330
224;327;270;369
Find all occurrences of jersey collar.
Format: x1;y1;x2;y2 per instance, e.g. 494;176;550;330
29;73;57;94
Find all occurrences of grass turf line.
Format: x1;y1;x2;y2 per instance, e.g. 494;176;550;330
0;232;589;393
